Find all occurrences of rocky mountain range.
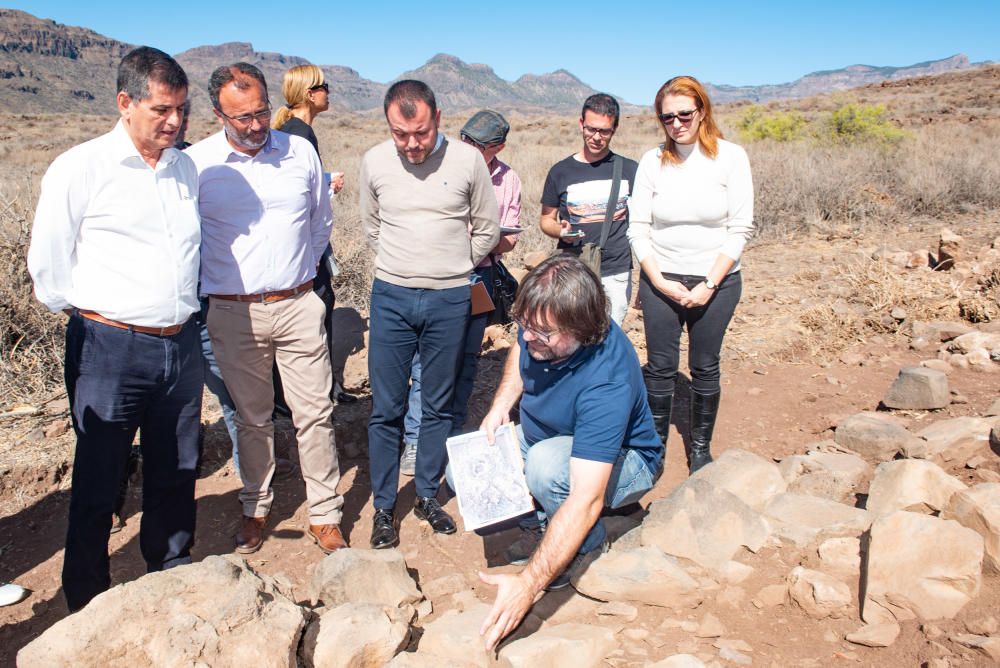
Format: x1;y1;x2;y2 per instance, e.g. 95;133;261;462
705;54;982;103
0;8;988;115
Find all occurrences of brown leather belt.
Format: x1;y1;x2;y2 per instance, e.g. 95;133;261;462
210;280;313;304
76;310;187;337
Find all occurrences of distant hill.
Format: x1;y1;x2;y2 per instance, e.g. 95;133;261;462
705;55;983;103
0;9;989;115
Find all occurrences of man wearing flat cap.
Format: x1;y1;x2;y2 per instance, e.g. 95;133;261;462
399;109;523;476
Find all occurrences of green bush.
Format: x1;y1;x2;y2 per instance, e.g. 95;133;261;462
736;105;807;142
827;103;906;145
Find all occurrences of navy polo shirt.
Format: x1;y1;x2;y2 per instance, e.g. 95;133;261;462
518;321;663;472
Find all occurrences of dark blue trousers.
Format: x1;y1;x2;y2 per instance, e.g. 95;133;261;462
367;279;469;509
62;313;203;611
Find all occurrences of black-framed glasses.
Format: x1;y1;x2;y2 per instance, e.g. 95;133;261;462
514;317;561;345
658;109;698;124
309;82;329;93
218;105;272;126
582;125;615;138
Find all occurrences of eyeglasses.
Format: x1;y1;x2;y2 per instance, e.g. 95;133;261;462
582;125;615;138
514;318;561;345
658;109;698;124
218;106;272;126
309;82;329;93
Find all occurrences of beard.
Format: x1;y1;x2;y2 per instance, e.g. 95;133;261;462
225;122;268;151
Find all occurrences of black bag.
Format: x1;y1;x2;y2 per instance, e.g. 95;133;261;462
579;154;623;277
487;260;519;326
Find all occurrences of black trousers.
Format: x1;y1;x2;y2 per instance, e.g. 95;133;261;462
639;271;742;396
62;314;203;611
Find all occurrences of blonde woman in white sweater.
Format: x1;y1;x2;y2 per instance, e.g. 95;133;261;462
627;75;754;474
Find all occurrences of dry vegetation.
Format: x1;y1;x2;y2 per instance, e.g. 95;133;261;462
2;65;999;403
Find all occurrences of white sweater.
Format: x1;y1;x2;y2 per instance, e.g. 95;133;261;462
627;138;753;276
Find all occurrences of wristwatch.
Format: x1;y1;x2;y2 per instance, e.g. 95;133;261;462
704;277;718;290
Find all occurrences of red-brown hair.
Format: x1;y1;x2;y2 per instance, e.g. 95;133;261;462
654;75;723;165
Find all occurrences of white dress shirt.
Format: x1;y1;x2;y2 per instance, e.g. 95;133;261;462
28;121;201;327
186;130;332;295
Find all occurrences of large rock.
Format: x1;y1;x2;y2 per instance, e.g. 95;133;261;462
948;331;1000;354
310;548;423;609
834;412;922;460
302;603;411;668
779;450;870;503
689;448;787;511
865;459;966;517
862;511;983;623
640;479;770;572
763;492;871;546
787;566;852;619
418;604;493;667
907;416;994;463
571;546;703;609
17;555;306;667
817;536;862;578
881;367;950;410
942;483;1000;572
497;623;616;668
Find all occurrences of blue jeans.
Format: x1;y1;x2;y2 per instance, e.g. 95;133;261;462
197;299;239;470
63;314;203;611
368;279;470;508
517;425;657;555
404;266;493;444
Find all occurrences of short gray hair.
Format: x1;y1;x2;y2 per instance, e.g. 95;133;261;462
208;62;269;111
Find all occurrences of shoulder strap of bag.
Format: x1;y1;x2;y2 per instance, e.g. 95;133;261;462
597;154;623;249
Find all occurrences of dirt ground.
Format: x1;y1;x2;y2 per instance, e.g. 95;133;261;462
2;217;999;667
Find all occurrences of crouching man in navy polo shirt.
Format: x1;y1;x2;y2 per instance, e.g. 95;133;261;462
477;255;664;650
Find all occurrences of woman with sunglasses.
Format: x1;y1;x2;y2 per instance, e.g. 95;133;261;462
627;75;754;474
271;65;356;406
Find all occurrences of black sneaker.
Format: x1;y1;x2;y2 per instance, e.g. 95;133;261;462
414;497;457;535
545;541;608;592
370;509;398;549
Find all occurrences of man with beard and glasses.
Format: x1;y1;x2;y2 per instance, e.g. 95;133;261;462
476;255;663;651
28;46;202;612
186;63;346;556
360;80;499;549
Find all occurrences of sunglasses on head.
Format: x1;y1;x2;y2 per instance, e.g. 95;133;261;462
658;109;698;124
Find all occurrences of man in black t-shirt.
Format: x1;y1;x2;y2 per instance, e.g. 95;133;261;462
540;93;638;324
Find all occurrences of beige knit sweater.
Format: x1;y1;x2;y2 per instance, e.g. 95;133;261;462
360;136;500;289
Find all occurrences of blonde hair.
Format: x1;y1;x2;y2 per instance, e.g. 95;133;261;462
272;64;324;129
654;75;723;165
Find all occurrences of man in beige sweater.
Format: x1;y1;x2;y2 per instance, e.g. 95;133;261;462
360;80;499;548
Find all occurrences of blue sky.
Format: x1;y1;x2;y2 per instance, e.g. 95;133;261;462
9;1;999;105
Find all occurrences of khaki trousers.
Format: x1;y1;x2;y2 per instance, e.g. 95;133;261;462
207;290;342;523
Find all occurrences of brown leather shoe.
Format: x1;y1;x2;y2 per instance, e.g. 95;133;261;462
309;523;348;553
235;515;267;554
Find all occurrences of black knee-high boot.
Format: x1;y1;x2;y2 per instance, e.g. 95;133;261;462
688;390;720;474
647;393;673;447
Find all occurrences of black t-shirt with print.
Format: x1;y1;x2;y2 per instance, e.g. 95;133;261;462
540;151;638;276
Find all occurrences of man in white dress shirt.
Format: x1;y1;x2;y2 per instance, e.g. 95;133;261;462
186;63;346;555
28;46;203;612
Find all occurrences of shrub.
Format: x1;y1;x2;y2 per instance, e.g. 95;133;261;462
826;103;906;145
736;105;808;142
